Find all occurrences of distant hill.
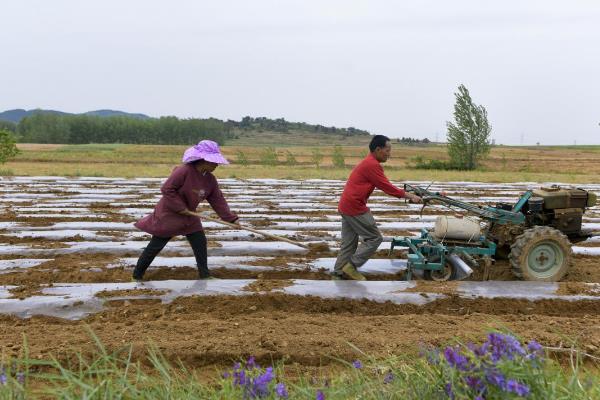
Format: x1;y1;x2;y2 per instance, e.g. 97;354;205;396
0;108;150;123
82;109;150;119
2;108;372;145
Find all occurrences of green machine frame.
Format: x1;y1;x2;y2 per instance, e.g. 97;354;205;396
389;184;532;280
390;229;497;280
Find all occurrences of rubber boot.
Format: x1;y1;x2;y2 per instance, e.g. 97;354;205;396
132;268;144;282
341;262;366;281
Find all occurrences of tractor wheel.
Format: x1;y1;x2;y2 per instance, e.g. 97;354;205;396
423;259;456;281
509;226;572;281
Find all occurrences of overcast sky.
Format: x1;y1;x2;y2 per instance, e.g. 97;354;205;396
1;0;599;145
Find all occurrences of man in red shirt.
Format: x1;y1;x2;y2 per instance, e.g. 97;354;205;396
333;135;422;280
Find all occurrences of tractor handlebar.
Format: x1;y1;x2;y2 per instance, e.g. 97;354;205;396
403;184;525;224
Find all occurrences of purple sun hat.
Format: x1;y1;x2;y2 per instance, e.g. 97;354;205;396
182;140;229;164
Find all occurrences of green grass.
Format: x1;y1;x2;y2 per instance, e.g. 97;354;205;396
2;331;599;399
55;143;128;152
3;162;597;183
4;143;600;183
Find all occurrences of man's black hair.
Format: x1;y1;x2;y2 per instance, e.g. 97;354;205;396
369;135;390;152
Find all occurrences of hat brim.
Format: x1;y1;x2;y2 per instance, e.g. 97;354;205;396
183;153;229;165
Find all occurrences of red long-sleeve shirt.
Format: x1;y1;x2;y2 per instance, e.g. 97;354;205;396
338;153;406;216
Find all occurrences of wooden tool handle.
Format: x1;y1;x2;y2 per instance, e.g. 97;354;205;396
189;211;309;249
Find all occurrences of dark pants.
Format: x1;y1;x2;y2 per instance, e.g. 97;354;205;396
333;212;383;277
133;231;209;279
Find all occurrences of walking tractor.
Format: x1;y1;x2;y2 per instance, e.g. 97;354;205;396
390;184;598;281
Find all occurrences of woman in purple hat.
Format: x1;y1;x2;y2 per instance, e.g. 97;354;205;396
132;140;238;280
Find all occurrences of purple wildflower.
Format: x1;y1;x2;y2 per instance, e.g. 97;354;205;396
526;340;544;363
233;367;247;386
444;382;455;399
506;379;530;397
247;367;274;398
16;372;25;385
316;389;325;400
383;371;394;384
275;382;288;399
0;372;6;385
352;360;363;369
444;346;471;371
486;333;525;362
527;340;542;354
246;356;258;370
465;375;484;391
486;370;506;389
471;343;488;358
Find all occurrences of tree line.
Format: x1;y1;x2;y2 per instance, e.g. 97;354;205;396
5;113;371;144
231;116;369;136
396;137;431;145
14;113;232;145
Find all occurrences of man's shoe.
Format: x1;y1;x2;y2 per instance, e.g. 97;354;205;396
331;274;344;280
199;276;219;280
341;263;366;281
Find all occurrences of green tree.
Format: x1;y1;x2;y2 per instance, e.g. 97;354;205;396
311;148;323;168
446;84;491;170
0;130;20;164
0;120;16;133
332;145;345;168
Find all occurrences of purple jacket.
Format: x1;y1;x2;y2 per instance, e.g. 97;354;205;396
134;164;238;237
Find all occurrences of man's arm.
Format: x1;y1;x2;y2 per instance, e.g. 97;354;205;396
370;164;422;203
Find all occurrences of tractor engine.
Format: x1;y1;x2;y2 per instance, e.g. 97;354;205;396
523;186;596;238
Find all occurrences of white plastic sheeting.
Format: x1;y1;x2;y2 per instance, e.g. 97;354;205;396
1;280;598;320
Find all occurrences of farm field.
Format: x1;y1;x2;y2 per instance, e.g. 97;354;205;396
5;142;600;182
1;175;600;381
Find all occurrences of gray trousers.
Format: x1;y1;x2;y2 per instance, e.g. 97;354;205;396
333;212;383;276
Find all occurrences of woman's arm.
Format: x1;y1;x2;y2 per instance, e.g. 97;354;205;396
206;183;238;223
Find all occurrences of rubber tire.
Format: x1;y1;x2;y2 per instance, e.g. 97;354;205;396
509;226;572;281
423;260;456;281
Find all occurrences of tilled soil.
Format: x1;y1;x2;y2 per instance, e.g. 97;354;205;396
1;294;599;371
1;178;599;375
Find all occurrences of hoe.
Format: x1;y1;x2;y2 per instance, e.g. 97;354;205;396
391;184;598;282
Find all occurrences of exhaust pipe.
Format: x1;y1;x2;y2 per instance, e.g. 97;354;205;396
448;254;473;280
